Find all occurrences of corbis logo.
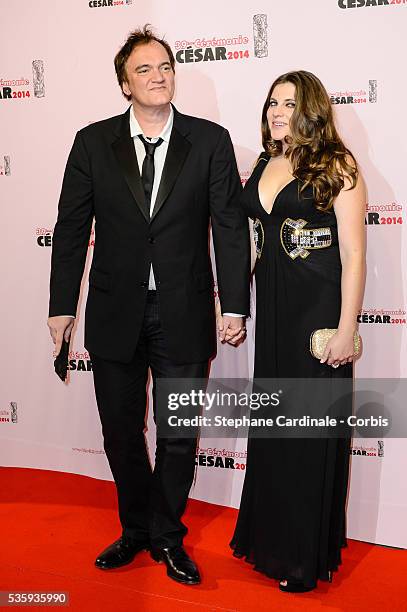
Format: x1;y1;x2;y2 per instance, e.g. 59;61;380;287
365;201;403;226
1;60;45;101
36;227;95;247
338;0;404;9
0;156;11;176
88;0;132;7
329;80;377;105
350;441;384;457
195;447;247;470
0;402;18;424
357;308;406;325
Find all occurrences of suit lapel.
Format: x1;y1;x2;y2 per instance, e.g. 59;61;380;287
150;116;191;222
111;110;148;222
111;107;192;224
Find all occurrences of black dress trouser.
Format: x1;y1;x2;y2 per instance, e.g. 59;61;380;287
90;291;208;548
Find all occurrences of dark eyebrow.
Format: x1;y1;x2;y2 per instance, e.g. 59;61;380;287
269;97;296;102
135;61;171;70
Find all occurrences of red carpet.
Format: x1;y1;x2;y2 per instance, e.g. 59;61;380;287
1;467;406;611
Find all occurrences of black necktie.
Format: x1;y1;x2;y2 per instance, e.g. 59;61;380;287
138;135;163;217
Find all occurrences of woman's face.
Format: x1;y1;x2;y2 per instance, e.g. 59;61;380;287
267;82;296;143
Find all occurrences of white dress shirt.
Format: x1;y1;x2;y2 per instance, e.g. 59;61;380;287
130;105;173;290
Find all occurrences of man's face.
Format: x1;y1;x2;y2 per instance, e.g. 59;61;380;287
122;40;175;109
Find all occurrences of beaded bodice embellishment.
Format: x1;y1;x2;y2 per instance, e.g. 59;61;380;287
280;218;332;260
253;218;265;259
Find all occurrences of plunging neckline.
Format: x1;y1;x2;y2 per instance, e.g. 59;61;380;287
257;176;296;215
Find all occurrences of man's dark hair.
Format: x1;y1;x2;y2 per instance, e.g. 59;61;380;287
114;25;175;101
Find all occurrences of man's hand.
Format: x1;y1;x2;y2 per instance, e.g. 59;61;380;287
47;316;74;357
222;315;246;345
216;302;246;346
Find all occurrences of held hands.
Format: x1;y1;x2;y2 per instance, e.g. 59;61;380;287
320;330;356;368
47;316;74;357
215;301;246;346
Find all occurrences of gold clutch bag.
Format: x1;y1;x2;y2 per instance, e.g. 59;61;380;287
310;328;361;360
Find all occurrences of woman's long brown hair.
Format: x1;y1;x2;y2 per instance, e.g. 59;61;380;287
261;70;358;211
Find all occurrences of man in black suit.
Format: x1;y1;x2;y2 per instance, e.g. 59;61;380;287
48;26;249;585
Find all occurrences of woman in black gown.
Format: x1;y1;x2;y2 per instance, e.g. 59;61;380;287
230;71;366;592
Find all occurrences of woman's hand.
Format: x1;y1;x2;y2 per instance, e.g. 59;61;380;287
320;330;356;368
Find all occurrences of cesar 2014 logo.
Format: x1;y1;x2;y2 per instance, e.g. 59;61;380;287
36;226;95;247
174;14;269;65
339;0;397;9
350;441;384;457
0;60;45;101
0;403;18;424
88;0;132;7
330;80;377;106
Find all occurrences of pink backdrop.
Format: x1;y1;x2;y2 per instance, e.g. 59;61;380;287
1;0;406;548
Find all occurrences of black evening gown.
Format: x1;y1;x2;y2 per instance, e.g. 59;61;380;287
230;154;352;588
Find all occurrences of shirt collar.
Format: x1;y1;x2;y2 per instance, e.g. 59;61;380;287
129;105;173;143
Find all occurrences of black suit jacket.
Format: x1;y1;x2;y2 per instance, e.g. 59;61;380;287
49;106;250;363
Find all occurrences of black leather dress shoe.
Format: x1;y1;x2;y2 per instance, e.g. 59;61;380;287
95;537;149;570
279;580;316;593
150;546;201;585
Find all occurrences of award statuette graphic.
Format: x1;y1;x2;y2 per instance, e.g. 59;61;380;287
378;440;384;457
4;156;11;176
10;402;18;424
253;14;268;58
369;79;377;104
32;60;45;98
